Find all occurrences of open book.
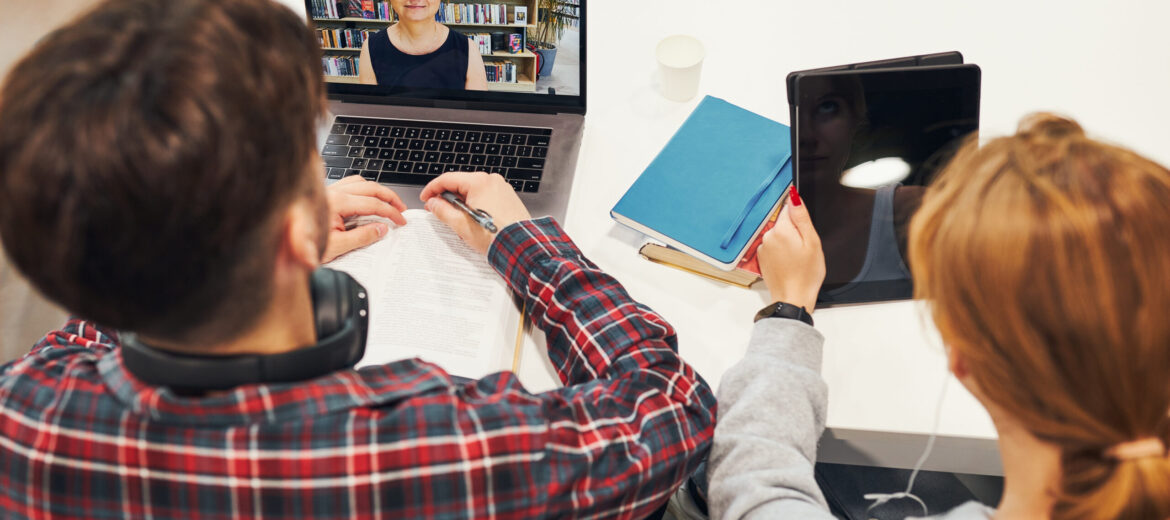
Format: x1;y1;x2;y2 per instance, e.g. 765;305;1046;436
325;209;524;379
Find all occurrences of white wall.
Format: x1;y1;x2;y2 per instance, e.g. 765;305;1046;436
272;0;308;19
0;0;97;361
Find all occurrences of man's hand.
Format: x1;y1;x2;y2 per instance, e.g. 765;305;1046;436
322;177;408;263
758;187;825;312
420;171;531;255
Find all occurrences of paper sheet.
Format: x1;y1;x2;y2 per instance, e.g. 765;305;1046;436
326;210;520;378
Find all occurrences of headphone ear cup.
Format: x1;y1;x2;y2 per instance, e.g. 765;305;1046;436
310;268;350;340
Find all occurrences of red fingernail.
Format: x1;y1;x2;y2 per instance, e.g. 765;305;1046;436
789;186;803;207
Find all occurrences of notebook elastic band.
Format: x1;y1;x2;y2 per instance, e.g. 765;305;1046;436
719;155;792;249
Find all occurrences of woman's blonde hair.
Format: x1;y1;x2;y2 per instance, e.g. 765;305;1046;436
909;113;1170;519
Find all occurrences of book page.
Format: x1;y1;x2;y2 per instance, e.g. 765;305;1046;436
323;225;398;295
327;209;521;379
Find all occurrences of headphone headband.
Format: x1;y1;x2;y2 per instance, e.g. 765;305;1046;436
122;268;369;391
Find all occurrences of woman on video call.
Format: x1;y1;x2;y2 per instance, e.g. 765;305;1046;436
706;114;1170;519
359;0;488;90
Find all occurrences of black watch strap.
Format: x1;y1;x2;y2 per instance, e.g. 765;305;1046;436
754;301;814;326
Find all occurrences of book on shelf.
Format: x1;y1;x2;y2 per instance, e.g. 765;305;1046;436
310;0;393;20
468;32;493;55
513;6;528;25
436;2;510;25
344;0;363;18
611;95;793;272
326;210;525;378
308;0;339;18
561;1;580;28
484;60;517;83
468;32;521;56
375;1;394;20
318;28;376;49
322;55;360;77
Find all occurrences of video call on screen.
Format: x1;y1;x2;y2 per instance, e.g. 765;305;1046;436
310;0;581;96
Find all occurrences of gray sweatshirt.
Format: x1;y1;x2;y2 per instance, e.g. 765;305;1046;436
707;318;994;519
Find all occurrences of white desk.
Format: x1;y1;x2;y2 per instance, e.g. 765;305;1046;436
281;0;1170;476
515;0;1170;477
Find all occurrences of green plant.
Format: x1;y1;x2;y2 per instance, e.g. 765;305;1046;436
533;0;572;48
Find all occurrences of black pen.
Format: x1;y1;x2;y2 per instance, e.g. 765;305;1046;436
440;192;498;233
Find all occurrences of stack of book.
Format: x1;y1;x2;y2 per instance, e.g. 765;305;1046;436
317;28;375;49
308;0;340;18
310;0;395;21
467;33;493;55
611;96;793;287
435;3;510;25
369;1;394;20
484;60;517;83
322;56;360;78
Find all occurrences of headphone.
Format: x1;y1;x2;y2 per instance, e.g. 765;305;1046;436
121;268;369;391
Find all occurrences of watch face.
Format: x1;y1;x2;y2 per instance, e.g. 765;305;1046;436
773;303;798;319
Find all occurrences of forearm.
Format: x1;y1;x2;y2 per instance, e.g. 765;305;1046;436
486;218;717;516
488;218;685;385
709;318;833;520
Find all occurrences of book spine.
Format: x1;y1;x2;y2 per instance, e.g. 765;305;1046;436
321;55;360;77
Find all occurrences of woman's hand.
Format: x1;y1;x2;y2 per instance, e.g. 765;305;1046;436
758;187;826;312
420;171;531;255
322;177;408;262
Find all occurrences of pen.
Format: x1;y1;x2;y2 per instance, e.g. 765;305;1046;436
440;192;498;233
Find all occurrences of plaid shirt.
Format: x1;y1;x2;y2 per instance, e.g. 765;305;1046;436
0;218;716;519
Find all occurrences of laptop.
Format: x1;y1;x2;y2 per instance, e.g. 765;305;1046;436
786;53;980;306
302;0;586;223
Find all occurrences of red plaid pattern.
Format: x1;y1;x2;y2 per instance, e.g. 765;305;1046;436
0;218;715;519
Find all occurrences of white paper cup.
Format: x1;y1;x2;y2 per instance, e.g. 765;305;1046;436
656;35;705;102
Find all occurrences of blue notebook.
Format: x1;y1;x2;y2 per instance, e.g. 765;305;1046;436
611;96;792;269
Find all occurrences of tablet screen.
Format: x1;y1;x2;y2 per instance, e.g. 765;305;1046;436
793;65;980;305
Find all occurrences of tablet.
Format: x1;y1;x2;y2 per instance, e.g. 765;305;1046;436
785;51;965;138
790;64;981;306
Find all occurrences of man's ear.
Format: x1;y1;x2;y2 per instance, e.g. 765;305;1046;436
281;199;322;271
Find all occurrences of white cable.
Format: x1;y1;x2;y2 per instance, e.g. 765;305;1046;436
863;373;951;519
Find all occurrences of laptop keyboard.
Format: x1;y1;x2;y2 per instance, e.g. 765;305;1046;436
321;116;551;193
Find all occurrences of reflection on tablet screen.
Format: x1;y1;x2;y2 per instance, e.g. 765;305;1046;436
795;66;980;305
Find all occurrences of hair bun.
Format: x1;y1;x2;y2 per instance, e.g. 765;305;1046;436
1017;112;1085;139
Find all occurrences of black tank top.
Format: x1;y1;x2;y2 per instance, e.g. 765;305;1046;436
368;26;468;90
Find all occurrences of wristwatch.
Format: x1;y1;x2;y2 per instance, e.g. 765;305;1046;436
754;301;814;326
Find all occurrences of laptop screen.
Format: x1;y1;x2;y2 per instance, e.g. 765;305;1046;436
305;0;584;113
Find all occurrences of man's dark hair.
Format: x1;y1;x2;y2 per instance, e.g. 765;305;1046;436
0;0;326;345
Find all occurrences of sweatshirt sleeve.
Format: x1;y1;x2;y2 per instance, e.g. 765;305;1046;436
708;318;835;519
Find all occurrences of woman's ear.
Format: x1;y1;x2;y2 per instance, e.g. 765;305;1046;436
946;344;978;395
946;344;966;377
